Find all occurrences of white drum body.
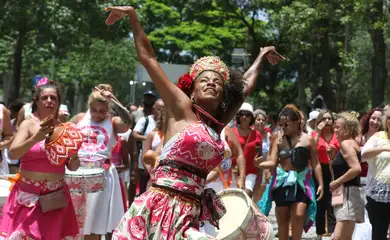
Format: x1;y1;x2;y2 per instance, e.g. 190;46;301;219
215;188;272;240
0;179;11;206
65;167;105;193
0;177;12;218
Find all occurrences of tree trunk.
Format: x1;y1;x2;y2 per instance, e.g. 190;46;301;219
368;0;387;108
320;29;335;110
9;29;26;102
337;24;349;112
297;65;307;111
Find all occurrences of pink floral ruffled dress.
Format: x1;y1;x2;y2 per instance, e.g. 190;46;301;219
113;114;227;239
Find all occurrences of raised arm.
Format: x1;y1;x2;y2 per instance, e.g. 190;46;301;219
105;7;192;119
221;47;285;124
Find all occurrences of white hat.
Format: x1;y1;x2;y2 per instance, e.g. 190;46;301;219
59;104;70;116
307;110;319;123
238;102;254;115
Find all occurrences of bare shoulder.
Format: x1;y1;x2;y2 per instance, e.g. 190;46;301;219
340;139;359;150
19;119;38;133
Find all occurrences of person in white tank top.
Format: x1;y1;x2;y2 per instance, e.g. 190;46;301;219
70;84;131;240
0;104;13;175
142;102;165;176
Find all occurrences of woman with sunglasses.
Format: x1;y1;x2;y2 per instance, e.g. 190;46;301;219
232;102;262;197
259;104;324;240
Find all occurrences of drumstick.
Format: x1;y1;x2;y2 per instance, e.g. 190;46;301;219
94;86;121;106
272;50;286;61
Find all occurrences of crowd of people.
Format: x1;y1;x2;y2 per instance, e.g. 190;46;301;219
0;5;389;240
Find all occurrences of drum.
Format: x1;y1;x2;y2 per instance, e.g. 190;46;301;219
45;122;83;166
215;188;272;240
65;167;105;193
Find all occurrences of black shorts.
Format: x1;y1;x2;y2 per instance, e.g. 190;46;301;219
272;185;309;207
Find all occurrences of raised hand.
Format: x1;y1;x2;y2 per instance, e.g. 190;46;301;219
105;6;135;25
32;125;54;142
316;121;327;133
260;46;286;65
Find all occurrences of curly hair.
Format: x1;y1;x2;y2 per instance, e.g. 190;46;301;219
32;80;61;118
360;107;383;135
177;69;245;123
217;69;245;119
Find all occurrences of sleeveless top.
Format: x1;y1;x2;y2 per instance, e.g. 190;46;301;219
154;123;224;196
20;115;64;173
20;140;65;174
111;130;132;166
152;131;162;151
152;105;226;227
232;128;262;175
278;136;311;171
333;150;361;186
77;111;117;164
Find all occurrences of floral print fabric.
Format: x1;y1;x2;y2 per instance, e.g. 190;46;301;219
113;123;226;239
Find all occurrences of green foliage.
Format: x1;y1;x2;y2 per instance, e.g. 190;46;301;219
56;38;137;102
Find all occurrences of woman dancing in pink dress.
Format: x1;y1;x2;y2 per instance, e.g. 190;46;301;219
105;6;284;239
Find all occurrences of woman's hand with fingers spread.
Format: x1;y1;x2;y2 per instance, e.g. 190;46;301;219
105;6;135;25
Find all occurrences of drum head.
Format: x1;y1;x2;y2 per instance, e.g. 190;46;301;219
216;188;253;239
65;166;105;175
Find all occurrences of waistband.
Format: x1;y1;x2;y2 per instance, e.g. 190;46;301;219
10;174;65;194
157;159;207;179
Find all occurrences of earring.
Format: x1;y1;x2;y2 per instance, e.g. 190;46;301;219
191;97;195;103
221;102;226;111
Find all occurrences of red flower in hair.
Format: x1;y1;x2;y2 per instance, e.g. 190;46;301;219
176;73;193;95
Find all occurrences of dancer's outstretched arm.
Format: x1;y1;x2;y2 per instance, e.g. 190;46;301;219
221;47;285;124
106;7;193;121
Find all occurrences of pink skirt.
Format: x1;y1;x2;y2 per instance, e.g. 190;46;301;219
0;177;79;239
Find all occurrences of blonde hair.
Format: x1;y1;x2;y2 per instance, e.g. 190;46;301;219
87;84;113;107
337;112;360;138
382;110;390;133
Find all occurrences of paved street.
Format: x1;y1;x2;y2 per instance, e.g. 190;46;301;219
268;203;331;240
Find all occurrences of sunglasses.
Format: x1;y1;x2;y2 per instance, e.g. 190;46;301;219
239;112;252;117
